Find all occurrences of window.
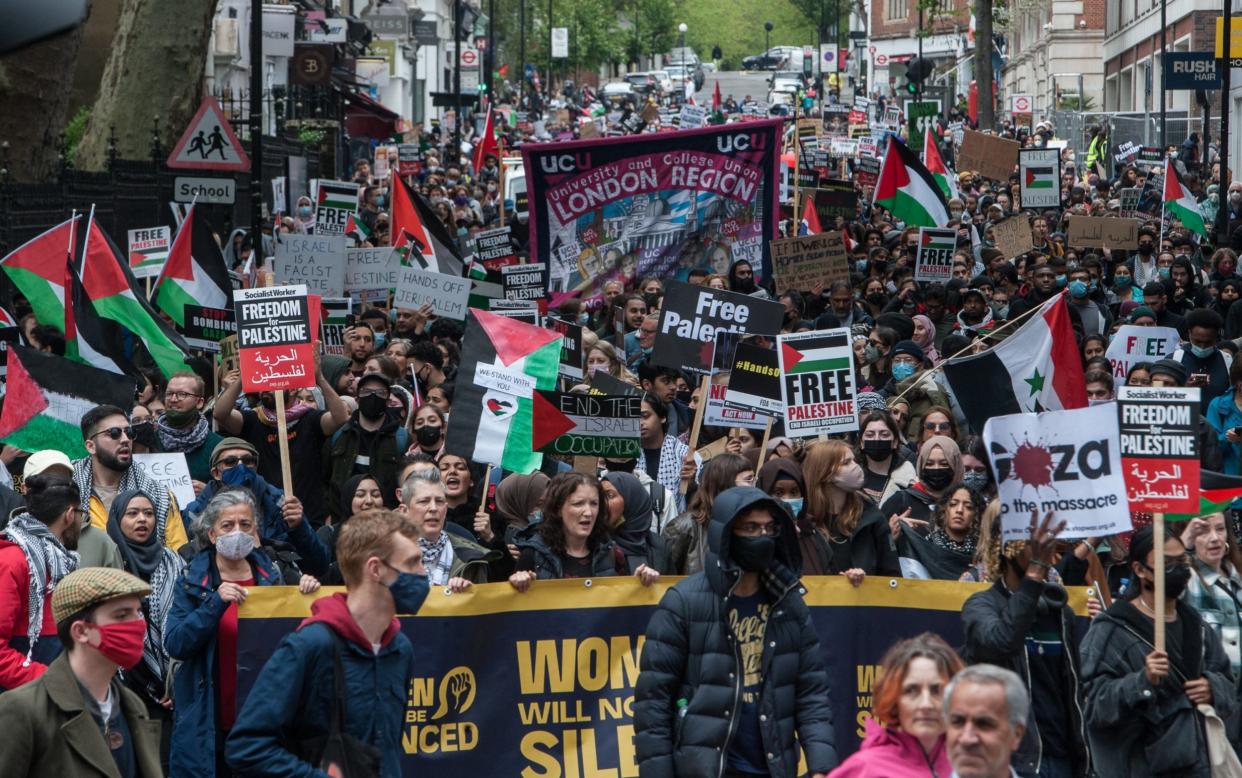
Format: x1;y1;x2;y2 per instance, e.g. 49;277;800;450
886;0;908;22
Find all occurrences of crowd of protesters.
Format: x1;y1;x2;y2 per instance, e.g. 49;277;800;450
1;95;1242;778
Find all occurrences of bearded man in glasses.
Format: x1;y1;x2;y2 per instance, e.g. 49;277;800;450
635;487;838;778
72;404;189;552
154;371;224;485
184;438;329;579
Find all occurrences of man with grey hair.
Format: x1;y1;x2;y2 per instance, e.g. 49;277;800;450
400;470;503;588
944;664;1029;778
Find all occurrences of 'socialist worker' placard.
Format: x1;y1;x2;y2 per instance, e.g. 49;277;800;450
234;285;316;392
1117;385;1200;514
777;327;858;437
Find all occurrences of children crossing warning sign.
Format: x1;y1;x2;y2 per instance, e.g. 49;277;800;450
167;96;251;172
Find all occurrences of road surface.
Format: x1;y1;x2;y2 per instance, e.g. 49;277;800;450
694;70;775;105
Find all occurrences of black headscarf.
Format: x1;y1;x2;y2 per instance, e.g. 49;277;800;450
339;473;381;521
602;472;652;556
105;489;164;581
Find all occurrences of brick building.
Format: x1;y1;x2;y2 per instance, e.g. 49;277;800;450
1003;0;1105;122
865;0;972;98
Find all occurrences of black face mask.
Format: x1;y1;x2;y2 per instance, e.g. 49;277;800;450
357;393;388;421
643;292;661;309
416;425;442;447
865;292;887;306
861;440;895;461
131;421;159;450
1138;243;1154;256
675;389;693;405
605;458;636;473
1144;562;1193;599
730;534;775;572
920;467;954;491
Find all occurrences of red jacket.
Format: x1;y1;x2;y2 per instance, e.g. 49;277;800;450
0;539;57;690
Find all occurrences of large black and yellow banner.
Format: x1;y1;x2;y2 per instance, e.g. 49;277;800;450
237;577;1088;776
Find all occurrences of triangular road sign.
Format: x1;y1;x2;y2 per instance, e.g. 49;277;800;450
166;96;251;172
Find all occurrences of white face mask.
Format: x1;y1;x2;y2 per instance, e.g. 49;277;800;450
215;530;255;561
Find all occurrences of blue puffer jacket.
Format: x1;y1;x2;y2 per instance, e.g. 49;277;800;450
186;474;330;578
634;486;837;778
225;592;416;778
164;547;282;777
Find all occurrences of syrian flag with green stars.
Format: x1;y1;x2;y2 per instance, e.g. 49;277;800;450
0;344;136;458
942;292;1086;433
1164;158;1209;238
445;309;562;473
875;135;950;228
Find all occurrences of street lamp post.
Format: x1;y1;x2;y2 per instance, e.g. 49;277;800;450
765;21;773;58
679;22;687;102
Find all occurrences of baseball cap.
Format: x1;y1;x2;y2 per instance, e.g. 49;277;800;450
23;450;73;481
52;567;150;624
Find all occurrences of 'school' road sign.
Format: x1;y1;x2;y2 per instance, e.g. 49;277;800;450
167;97;251;172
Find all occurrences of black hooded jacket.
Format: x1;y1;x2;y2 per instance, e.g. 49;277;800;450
634;486;837;778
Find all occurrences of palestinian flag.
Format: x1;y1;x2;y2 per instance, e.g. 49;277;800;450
79;213;192;378
1167;471;1242;520
0;216;78;332
875;135;950;228
1164;159;1209;238
1024;165;1056;189
317;180;358;213
923;129;959;202
445;309;562;474
151;203;232;329
0;345;136;458
390;175;464;276
345;213;372;245
472;106;499;174
466;257;502;310
66;261;141;378
780;330;853;375
942;292;1086;432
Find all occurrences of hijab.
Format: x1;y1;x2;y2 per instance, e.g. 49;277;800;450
911;314;941;364
757;457;807;520
602;472;653;556
917;435;964;483
106;489;164;581
494;472;551;529
339;473;381;522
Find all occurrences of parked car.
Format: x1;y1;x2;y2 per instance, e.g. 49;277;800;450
649;70;675;96
701;62;716;74
743;46;802;71
624;72;659;96
601;81;638;109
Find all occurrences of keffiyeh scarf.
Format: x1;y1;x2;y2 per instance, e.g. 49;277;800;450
72;458;171;543
419;533;454;586
154;413;210;453
3;513;79;663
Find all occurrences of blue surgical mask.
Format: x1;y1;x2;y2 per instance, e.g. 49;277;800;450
891;362;916;382
1068;279;1089;299
373;332;387;349
530;509;543;524
782;498;804;517
1054;273;1067;288
219;463;255;488
577;312;590;326
1191;344;1217;359
856;259;868;272
1158;267;1171;279
389;571;430;614
991;303;1009;319
298;205;313;217
375;194;387;207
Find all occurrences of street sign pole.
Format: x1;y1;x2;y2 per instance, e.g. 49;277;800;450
455;0;462;164
1160;0;1166;150
249;0;263;246
1220;4;1233;247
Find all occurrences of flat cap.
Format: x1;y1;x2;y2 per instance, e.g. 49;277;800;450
52;567;150;624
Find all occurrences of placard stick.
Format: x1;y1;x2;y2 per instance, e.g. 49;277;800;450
480;464;493;512
1154;513;1165;651
264;273;295;496
272;391;295;496
680;374;709;495
498;164;507;228
758;417;774;466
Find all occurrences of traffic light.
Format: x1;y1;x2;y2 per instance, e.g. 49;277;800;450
904;56;934;96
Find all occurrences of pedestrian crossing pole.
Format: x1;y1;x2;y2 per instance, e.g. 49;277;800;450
1218;2;1232;247
249;0;264;263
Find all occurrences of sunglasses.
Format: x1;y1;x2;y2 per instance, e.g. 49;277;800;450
92;426;133;441
217;455;257;469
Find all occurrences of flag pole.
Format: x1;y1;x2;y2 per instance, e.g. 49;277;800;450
680;374;709;496
262;272;295;496
889;290;1061;404
1154;513;1166;651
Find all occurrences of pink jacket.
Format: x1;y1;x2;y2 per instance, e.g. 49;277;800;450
828;718;951;778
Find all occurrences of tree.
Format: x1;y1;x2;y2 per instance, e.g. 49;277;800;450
975;0;994;130
0;27;83;182
75;0;218;170
787;0;850;48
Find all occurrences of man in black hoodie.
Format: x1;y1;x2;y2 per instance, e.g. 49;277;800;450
323;372;409;523
635;486;836;778
961;511;1092;778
